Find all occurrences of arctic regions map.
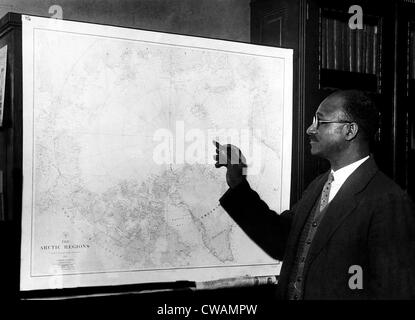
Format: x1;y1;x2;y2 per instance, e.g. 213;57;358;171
20;16;292;290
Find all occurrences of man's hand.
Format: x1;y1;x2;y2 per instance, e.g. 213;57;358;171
213;140;247;189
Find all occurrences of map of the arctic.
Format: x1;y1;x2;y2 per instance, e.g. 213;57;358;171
20;16;292;290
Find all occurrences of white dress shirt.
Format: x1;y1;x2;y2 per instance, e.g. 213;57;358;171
328;155;370;203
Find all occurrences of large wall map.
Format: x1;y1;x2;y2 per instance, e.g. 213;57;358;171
20;15;292;290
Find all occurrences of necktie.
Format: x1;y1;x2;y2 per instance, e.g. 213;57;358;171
319;173;334;212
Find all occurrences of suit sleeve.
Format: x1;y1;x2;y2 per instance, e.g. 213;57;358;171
219;179;294;260
367;192;415;299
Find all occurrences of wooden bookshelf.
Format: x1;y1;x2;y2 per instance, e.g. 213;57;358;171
251;0;415;201
319;9;381;92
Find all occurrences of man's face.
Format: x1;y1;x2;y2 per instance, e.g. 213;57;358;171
306;94;351;159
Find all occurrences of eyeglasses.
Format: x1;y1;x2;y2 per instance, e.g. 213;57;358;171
311;115;353;129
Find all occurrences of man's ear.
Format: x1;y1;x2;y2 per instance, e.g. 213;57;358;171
344;122;358;141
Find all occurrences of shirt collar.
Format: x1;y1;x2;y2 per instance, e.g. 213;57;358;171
331;155;370;185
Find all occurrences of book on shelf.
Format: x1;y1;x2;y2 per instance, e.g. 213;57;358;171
411;29;415;79
336;19;345;71
326;18;334;69
349;26;356;72
356;28;363;73
320;14;380;76
342;20;350;72
362;26;367;74
339;19;346;71
333;19;339;70
346;23;351;72
365;26;373;74
362;28;367;74
325;17;350;71
321;17;327;69
352;29;358;72
373;25;378;76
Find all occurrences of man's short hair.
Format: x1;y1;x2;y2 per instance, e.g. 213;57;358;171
334;89;380;143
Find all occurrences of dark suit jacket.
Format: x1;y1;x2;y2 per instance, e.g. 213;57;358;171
219;157;415;299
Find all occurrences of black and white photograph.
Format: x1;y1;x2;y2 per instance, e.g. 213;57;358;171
0;0;414;316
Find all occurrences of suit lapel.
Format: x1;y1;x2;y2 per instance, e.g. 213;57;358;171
304;157;379;269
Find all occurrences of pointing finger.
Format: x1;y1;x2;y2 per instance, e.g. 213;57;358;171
212;140;222;149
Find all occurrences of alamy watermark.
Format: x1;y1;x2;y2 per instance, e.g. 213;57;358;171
348;264;363;290
348;5;363;30
152;121;262;175
49;5;63;19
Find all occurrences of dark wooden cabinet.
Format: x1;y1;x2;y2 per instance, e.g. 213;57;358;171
251;0;415;203
0;12;22;299
395;1;415;203
0;13;22;222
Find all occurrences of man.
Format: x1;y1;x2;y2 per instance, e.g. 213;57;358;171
214;90;415;299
